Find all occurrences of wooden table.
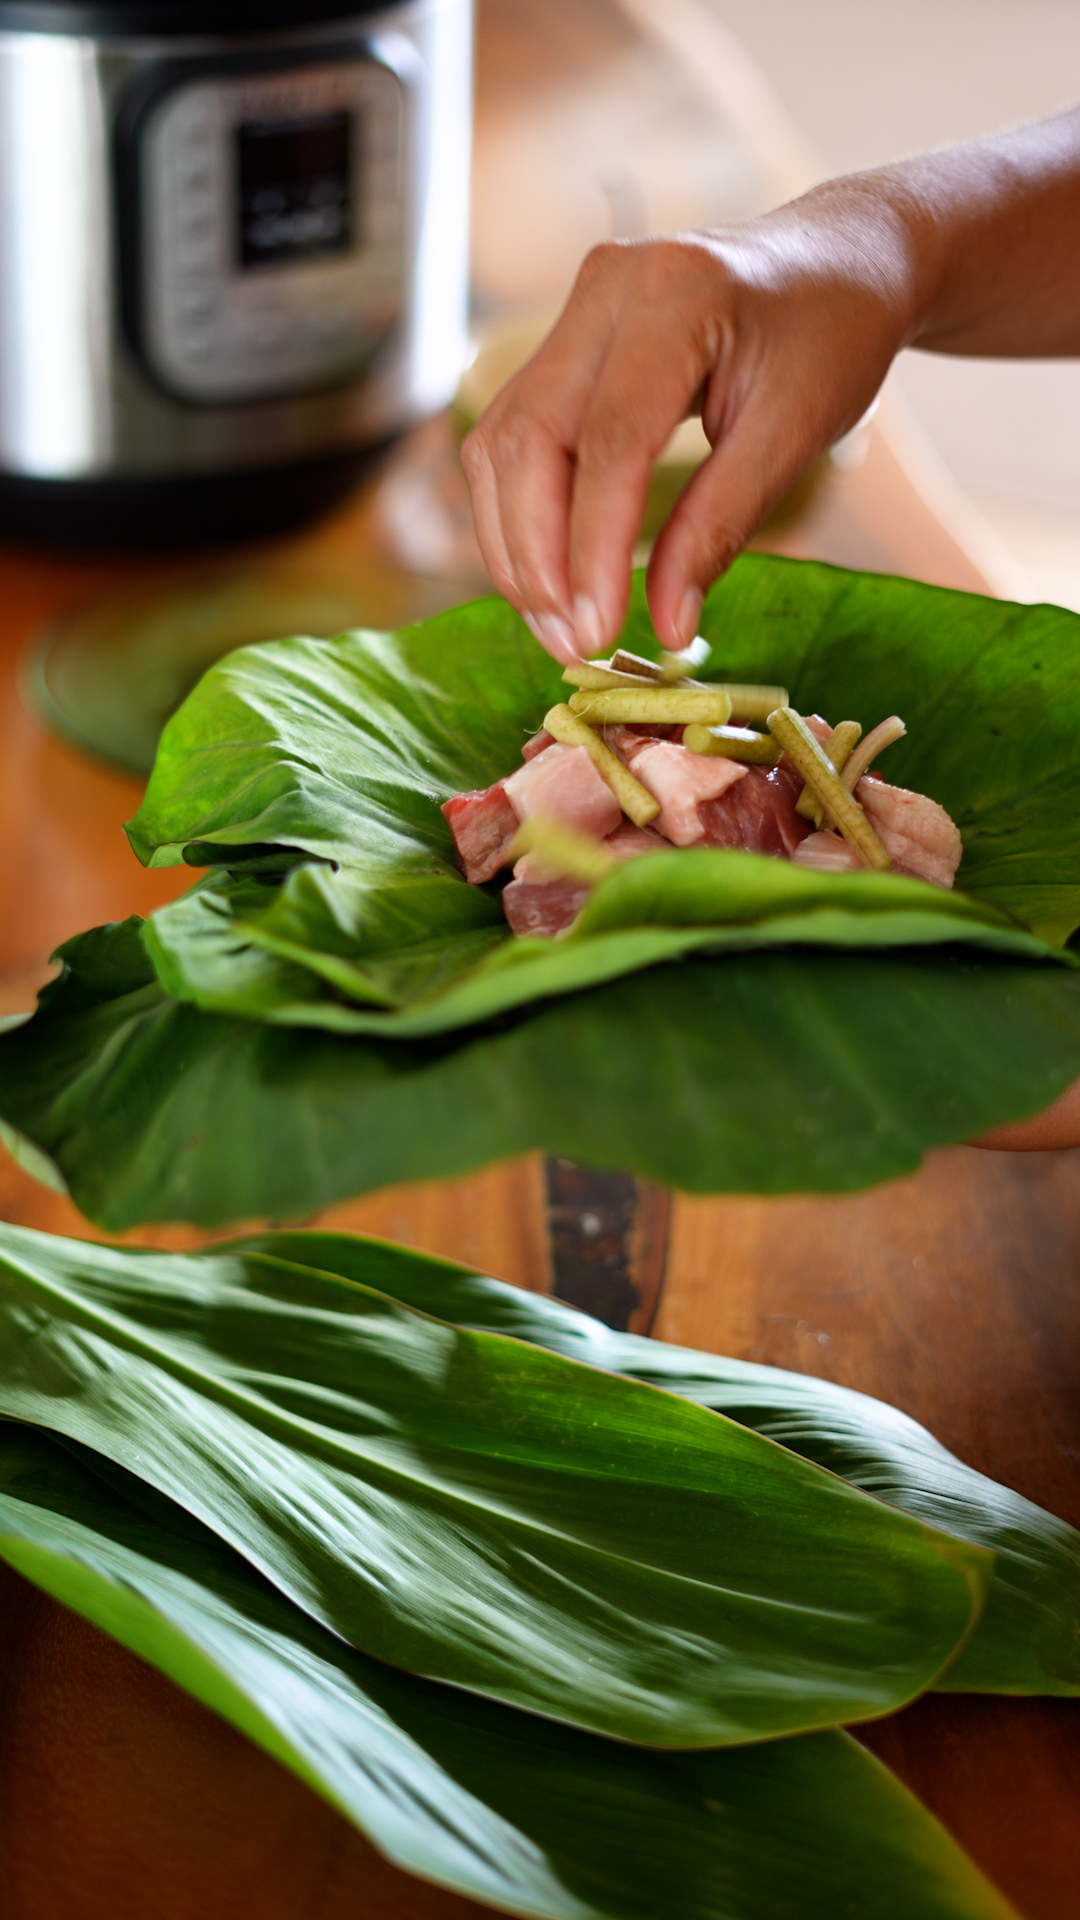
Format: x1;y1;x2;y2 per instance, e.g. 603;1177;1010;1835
0;512;1078;1920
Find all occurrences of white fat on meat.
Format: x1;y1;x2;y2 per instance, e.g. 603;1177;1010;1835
503;743;622;840
791;831;862;874
856;777;962;888
629;742;747;846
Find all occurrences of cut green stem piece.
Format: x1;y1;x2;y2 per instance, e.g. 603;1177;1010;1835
610;648;707;687
683;723;782;764
567;687;733;727
767;707;892;871
561;660;657;691
543;703;660;827
720;683;791;724
843;715;907;790
606;654;786;720
509;813;619;886
797;721;863;823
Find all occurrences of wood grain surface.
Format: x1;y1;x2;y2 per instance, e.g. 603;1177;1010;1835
0;516;1078;1920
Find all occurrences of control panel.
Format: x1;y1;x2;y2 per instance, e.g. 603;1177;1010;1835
129;54;407;406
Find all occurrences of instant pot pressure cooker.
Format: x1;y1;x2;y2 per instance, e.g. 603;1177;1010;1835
0;0;471;543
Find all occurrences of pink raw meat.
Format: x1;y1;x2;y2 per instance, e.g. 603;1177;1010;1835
605;819;669;860
857;777;962;888
511;817;666;887
630;742;747;846
698;765;810;859
441;782;519;883
792;781;962;887
504;743;622;839
791;831;862;874
505;817;668;935
502;879;590;936
601;723;682;756
521;729;554;761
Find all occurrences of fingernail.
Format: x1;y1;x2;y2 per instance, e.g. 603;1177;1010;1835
524;610;580;665
673;587;703;651
572;595;606;657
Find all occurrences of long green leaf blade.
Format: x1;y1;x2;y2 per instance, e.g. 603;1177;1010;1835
0;1425;1017;1920
241;1232;1080;1699
0;1222;988;1748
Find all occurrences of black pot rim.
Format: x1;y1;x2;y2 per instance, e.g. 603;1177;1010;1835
0;0;390;37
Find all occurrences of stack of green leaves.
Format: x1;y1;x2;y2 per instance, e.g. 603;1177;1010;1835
5;1221;1078;1915
3;555;1080;1229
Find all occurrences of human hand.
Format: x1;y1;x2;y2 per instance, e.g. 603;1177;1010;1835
972;1074;1080;1152
461;191;920;663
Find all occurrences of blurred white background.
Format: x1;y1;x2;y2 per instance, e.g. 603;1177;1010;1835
706;0;1080;602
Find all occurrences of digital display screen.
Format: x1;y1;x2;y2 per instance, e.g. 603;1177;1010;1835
237;110;354;269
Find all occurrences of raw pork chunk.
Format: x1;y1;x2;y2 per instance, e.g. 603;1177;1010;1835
504;743;622;839
792;778;962;888
502;879;591;936
441;782;519;884
618;740;747;846
857;778;962;888
698;765;810;858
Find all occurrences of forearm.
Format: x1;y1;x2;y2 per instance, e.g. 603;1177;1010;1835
786;108;1080;361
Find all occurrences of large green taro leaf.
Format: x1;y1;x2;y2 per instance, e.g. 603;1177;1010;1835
0;1426;1017;1920
119;558;1080;1041
0;1222;989;1749
2;919;1080;1226
236;1232;1079;1700
139;855;1063;1041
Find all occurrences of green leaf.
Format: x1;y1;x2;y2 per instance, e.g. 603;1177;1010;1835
688;561;1080;948
238;1232;1079;1700
0;1425;1018;1920
119;558;1080;1037
140;854;1065;1041
3;921;1080;1226
0;1221;989;1748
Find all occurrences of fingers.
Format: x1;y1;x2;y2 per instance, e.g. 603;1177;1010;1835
566;297;724;652
462;253;626;662
645;366;836;647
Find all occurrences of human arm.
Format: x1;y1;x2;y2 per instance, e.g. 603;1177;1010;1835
461;109;1080;662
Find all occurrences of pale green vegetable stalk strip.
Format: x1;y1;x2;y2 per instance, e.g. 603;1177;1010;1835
797;721;863;824
543;703;660;828
567;687;733;727
683;723;782;765
842;715;907;790
561;660;656;691
722;683;791;723
610;648;707;687
767;707;892;871
509;813;619;886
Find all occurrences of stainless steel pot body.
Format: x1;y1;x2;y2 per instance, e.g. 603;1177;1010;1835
0;0;471;483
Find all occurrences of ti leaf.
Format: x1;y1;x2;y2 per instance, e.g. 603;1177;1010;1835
0;1425;1018;1920
0;1222;989;1748
238;1232;1080;1701
2;919;1080;1226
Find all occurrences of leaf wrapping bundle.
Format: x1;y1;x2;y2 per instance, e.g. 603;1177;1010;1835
5;555;1080;1222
